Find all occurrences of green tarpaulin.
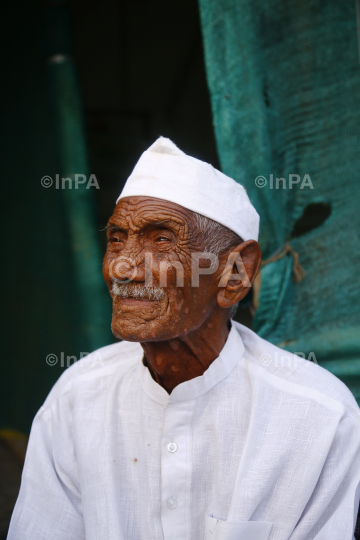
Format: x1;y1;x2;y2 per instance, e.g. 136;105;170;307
199;0;360;401
1;0;111;433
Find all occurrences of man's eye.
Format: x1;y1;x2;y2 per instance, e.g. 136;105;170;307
110;236;122;243
156;237;171;242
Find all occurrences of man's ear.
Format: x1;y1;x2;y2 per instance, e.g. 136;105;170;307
216;240;261;309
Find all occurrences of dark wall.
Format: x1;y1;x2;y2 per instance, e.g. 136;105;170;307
70;0;220;232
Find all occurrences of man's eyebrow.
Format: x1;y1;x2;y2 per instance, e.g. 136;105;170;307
105;223;124;232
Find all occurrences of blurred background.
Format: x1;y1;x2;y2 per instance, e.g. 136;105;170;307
1;0;360;536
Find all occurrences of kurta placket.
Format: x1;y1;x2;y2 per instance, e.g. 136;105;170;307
140;326;244;540
160;399;191;540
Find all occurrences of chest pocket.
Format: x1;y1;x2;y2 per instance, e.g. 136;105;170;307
205;515;272;540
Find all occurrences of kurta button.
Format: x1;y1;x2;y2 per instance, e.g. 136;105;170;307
167;442;177;453
167;497;177;509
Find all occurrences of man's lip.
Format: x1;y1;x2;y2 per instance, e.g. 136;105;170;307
115;297;156;304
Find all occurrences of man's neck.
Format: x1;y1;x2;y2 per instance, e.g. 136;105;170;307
141;313;230;394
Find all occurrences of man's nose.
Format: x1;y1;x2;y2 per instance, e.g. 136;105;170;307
110;254;146;282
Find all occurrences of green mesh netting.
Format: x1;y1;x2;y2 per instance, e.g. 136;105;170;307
1;0;111;433
198;0;360;401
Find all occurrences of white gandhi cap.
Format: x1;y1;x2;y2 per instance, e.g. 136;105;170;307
117;137;259;241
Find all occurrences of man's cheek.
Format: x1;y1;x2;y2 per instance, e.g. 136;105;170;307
149;251;191;288
102;252;117;286
163;290;187;327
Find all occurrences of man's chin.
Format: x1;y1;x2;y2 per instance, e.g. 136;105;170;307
111;313;167;342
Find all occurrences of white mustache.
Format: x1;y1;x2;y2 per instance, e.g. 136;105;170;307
112;281;165;301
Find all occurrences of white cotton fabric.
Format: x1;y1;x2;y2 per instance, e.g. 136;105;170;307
116;137;260;241
9;322;360;540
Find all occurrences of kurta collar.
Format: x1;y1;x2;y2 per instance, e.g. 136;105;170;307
140;323;244;407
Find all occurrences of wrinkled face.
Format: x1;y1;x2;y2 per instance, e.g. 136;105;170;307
103;196;223;342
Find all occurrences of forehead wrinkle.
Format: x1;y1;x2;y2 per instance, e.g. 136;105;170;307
136;213;187;232
111;198;195;237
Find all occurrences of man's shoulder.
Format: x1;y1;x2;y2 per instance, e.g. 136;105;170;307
233;321;360;418
42;340;142;410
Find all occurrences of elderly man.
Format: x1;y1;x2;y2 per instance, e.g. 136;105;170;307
9;138;360;540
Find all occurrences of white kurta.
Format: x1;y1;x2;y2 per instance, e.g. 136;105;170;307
8;322;360;540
